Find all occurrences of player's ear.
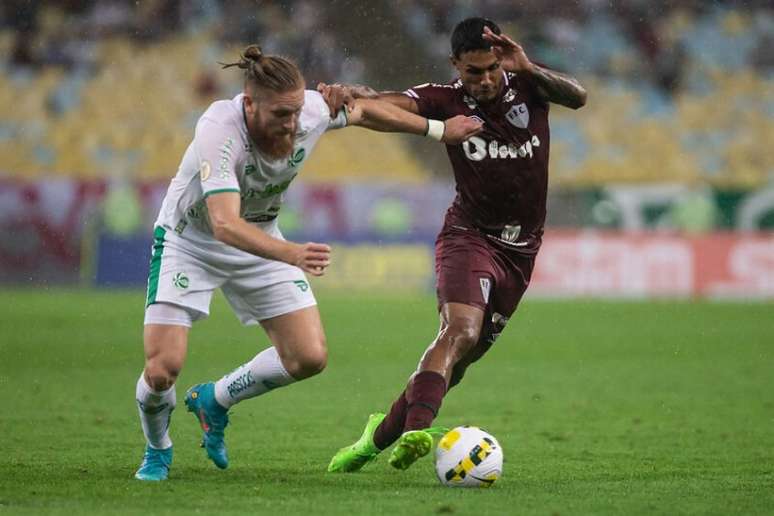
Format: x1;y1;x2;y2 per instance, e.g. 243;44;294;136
450;54;463;73
243;92;256;114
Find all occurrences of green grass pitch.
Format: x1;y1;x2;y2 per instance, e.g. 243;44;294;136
1;289;772;515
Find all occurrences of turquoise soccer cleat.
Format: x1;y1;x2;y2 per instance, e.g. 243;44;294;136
185;383;229;469
327;413;386;473
134;445;173;481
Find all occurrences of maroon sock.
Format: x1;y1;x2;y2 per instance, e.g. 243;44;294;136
404;371;447;431
373;390;408;450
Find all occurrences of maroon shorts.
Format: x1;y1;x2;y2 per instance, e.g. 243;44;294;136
435;224;536;344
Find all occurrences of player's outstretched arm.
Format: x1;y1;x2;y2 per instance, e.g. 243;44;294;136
482;26;587;110
365;91;419;113
346;98;483;145
317;82;419;114
205;192;331;276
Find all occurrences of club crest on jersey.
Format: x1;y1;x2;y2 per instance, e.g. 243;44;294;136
503;88;516;103
463;95;477;109
506;103;529;128
288;148;305;167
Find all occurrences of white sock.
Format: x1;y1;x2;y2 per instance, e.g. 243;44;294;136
214;346;296;409
136;373;175;450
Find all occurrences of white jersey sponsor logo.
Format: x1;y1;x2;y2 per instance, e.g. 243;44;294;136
462;135;541;162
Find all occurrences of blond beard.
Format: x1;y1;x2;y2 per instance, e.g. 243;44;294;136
258;133;295;160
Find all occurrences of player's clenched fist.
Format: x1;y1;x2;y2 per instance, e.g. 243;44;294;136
441;115;484;145
288;242;332;276
317;82;353;117
317;82;379;118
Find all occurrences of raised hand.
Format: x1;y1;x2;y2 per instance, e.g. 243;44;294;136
441;115;484;144
482;26;533;73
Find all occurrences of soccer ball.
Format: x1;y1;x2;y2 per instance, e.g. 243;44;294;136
434;426;503;488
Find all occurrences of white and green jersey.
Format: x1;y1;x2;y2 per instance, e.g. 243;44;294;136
153;90;346;263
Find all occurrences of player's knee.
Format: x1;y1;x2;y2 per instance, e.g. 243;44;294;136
446;323;480;357
144;367;178;391
144;357;182;391
284;341;327;380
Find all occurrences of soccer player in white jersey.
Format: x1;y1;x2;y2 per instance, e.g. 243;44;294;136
134;44;482;481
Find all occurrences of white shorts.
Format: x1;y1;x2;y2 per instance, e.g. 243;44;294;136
143;228;316;326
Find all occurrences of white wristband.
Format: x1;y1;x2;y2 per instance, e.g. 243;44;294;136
425;119;445;141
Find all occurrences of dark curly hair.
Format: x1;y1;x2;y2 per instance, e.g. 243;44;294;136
451;17;502;58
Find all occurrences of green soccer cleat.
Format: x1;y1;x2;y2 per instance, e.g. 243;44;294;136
388;426;448;471
327;413;386;473
134;445;173;481
388;430;433;470
185;382;229;469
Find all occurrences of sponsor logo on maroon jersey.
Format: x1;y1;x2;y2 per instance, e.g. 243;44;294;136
462;135;541;161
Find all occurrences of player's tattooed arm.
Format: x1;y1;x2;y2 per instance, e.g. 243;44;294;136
528;65;587;110
482;26;586;110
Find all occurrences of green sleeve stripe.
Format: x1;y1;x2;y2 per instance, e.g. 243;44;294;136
203;188;240;198
145;226;167;307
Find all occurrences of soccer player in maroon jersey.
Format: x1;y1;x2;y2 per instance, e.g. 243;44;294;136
326;17;587;472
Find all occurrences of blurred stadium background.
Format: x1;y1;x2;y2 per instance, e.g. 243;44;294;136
0;0;772;297
2;2;773;513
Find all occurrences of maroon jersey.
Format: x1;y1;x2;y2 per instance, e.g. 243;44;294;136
405;72;550;254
